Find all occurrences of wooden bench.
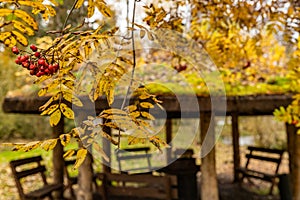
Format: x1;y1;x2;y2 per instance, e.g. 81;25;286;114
10;155;64;200
237;146;285;194
94;172;178;200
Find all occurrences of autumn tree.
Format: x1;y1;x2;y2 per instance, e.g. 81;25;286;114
1;0;300;199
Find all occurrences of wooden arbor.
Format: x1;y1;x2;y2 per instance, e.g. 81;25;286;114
3;94;299;200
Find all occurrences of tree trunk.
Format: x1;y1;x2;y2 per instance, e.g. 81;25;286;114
200;112;219;200
286;124;300;199
52;117;64;199
77;150;94;200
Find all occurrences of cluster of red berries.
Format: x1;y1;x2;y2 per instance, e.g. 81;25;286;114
12;45;59;77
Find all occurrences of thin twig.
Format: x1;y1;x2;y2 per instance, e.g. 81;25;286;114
62;0;78;34
118;0;138;149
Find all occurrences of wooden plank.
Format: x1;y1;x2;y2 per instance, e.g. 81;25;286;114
248;146;285;154
245;154;282;163
16;166;46;179
2;94;294;116
10;155;42;167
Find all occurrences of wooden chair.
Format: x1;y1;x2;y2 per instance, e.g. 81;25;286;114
10;155;64;200
237;146;285;194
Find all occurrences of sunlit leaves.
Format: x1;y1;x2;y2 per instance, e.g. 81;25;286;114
73;148;88;170
41;139;58;151
0;0;56;46
50;109;61;126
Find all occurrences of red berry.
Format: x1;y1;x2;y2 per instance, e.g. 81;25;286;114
20;56;27;62
38;58;45;65
12;46;19;54
30;44;38;52
22;62;29;68
29;64;36;70
34;51;41;58
30;70;36;76
15;58;21;65
44;68;50;75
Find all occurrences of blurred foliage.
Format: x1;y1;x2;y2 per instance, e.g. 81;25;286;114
0;51;52;140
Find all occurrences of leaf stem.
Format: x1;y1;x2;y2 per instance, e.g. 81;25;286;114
118;0;138;148
62;0;78;34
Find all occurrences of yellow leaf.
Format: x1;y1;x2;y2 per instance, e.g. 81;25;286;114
40;104;59;115
140;29;146;39
140;102;154;109
0;9;13;17
129;111;140;118
73;148;88;170
84;41;92;58
63;149;76;158
38;88;48;96
87;0;95;18
60;103;74;119
63;91;83;107
141;112;155;120
50;109;61;126
0;32;12;42
125;105;137;112
21;141;41;152
147;31;155;41
75;0;85;9
128;136;146;145
11;30;28;46
95;1;112;17
14;10;38;30
60;134;71;146
101;108;127;116
12;20;35;36
93;142;109;162
106;86;114;106
41;139;58;151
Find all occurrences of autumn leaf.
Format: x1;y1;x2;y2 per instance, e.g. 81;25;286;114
73;148;88;170
50;109;61;126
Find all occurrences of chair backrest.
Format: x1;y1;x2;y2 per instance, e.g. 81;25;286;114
245;146;285;174
115;147;152;173
9;155;48;200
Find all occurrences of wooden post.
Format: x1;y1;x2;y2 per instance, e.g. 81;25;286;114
286;123;300;199
200;112;219;200
166;119;172;163
76;111;94;200
102;125;111;173
78;150;94;200
231;113;240;182
52;117;64;199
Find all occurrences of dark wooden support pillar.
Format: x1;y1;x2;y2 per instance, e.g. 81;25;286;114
200;112;219;200
166;119;172;163
231;113;240;182
286;123;300;199
102;125;111;173
52;117;64;199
